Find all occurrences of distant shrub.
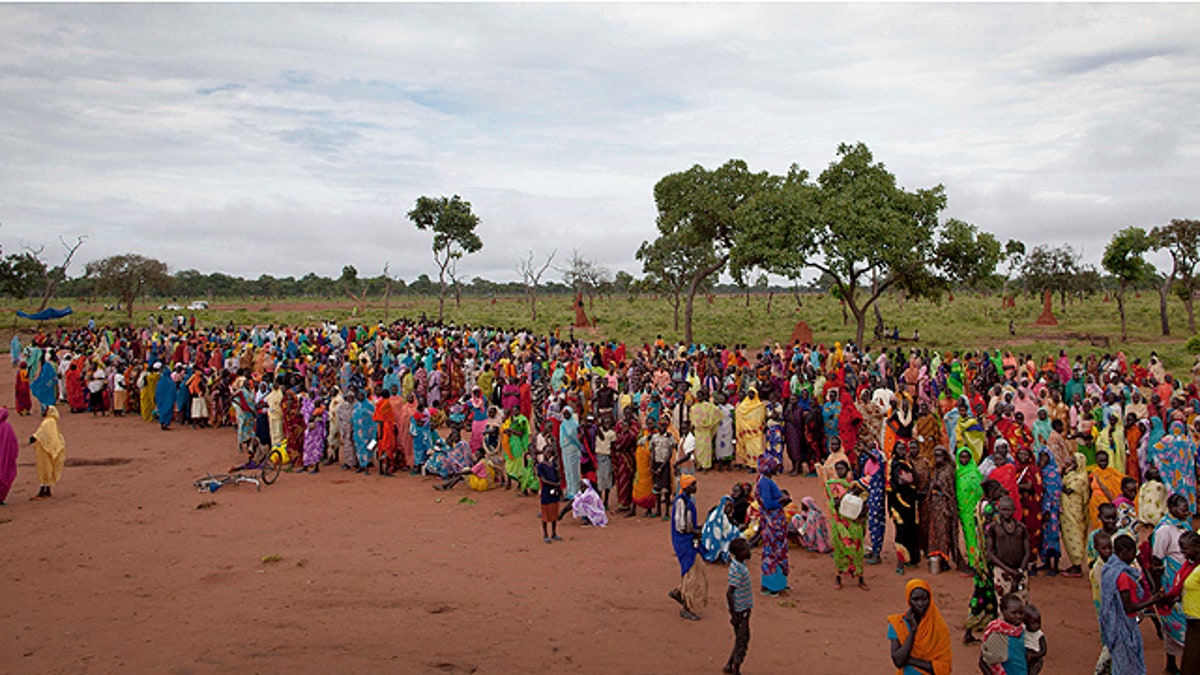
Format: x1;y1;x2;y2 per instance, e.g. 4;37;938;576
1187;335;1200;355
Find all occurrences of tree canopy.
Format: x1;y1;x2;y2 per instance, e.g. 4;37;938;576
646;159;780;344
84;254;171;318
731;142;1000;345
407;194;483;322
1102;226;1154;341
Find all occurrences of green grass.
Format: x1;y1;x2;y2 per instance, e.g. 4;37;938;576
2;290;1196;373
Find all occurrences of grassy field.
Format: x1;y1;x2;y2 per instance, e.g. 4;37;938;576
2;290;1197;373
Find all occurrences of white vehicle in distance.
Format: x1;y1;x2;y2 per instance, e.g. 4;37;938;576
187;301;209;310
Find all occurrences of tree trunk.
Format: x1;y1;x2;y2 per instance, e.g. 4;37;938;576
529;290;538;322
684;257;727;346
384;278;392;323
853;305;867;347
1117;287;1127;342
684;286;697;345
672;295;680;332
766;292;773;315
1186;292;1196;334
1159;281;1172;337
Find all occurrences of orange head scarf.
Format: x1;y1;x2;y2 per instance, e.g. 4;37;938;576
886;579;952;675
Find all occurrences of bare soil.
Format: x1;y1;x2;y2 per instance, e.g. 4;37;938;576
0;361;1130;673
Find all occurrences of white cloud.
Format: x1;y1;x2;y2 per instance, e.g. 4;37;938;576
0;4;1197;284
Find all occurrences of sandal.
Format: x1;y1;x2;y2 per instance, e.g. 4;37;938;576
833;577;843;591
858;579;870;591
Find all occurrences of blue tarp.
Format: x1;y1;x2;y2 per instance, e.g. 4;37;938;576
16;306;73;321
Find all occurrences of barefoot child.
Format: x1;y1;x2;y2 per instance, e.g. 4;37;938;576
1090;531;1113;674
987;496;1031;602
1023;603;1045;675
724;537;753;675
536;452;562;543
980;593;1027;674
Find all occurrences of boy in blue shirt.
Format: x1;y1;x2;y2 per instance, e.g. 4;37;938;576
724;537;753;675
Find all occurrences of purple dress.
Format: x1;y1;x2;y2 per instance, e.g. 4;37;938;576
301;397;327;467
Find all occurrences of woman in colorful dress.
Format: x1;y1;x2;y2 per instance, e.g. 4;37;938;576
888;441;922;574
1014;446;1043;570
757;452;790;594
631;430;658;516
1037;447;1063;576
825;459;868;591
1060;452;1089;577
1152;421;1198;515
924;446;961;570
859;441;888;565
956;448;985;573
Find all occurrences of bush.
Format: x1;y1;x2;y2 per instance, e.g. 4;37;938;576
1187;335;1200;355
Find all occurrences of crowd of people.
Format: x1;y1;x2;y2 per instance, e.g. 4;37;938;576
6;316;1200;673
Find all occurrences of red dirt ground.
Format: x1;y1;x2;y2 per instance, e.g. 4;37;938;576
0;360;1135;673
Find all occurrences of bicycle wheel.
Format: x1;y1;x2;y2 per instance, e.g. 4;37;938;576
261;449;283;485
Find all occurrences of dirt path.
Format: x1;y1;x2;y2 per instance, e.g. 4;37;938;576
0;361;1131;673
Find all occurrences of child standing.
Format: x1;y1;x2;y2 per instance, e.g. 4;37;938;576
536;452;562;543
1023;603;1046;675
724;537;753;675
1090;531;1113;675
980;593;1027;674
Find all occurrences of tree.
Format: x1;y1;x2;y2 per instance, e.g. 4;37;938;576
1102;227;1154;341
24;235;86;310
1152;218;1200;334
517;249;556;322
1019;244;1081;310
612;270;635;296
646;159;778;344
559;249;611;311
637;234;718;332
84;254;171;318
732;143;997;346
407;194;483;322
0;252;47;298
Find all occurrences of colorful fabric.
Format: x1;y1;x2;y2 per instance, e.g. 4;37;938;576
33;406;66;486
965;501;999;632
0;408;19;503
1099;556;1145;675
793;496;833;554
956;451;985;568
702;495;740;563
1037;448;1062;560
886;578;953;675
1152;421;1198;514
826;477;865;575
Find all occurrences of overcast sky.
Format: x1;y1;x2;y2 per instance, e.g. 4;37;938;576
1;3;1197;283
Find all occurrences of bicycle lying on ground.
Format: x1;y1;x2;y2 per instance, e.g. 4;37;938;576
193;471;261;492
193;439;286;493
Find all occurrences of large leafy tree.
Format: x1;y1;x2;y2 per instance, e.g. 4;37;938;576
645;159;778;344
407;194;483;322
733;142;999;346
1101;227;1154;341
1152;218;1200;335
0;252;47;298
84;254;171;318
